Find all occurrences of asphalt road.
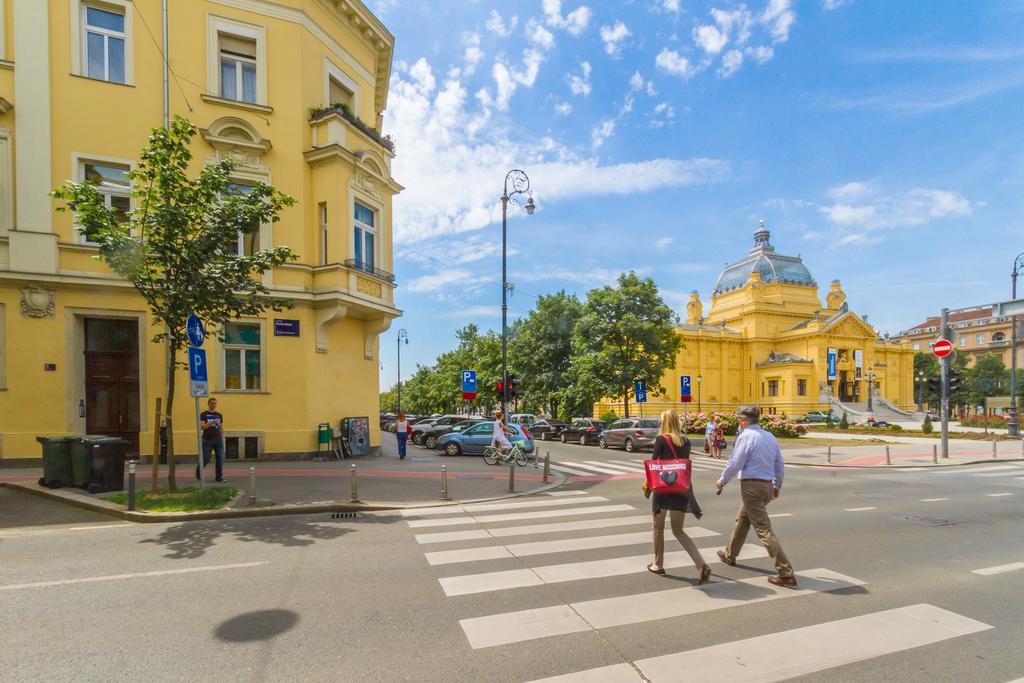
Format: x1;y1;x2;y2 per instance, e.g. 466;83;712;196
2;453;1023;682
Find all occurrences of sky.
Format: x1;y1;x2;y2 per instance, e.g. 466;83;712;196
369;0;1024;389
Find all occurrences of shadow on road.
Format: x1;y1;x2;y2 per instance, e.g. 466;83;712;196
215;609;299;643
141;517;357;560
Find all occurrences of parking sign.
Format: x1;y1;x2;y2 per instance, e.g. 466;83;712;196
188;347;208;397
634;381;647;403
680;376;692;403
461;369;477;401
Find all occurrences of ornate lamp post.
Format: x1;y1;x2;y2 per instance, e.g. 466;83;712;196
1010;253;1024;437
916;370;925;411
397;329;408;412
499;170;535;416
865;369;876;414
697;374;702;413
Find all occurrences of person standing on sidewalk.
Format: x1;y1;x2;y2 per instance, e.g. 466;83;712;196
395;412;409;460
197;397;226;483
715;405;796;587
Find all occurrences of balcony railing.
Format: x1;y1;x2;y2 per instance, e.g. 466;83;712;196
309;103;395;154
344;259;395;283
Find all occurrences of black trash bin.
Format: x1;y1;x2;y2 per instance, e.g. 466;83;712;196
86;437;128;493
70;435;104;489
36;436;77;488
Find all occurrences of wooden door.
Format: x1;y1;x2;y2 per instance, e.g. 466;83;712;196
85;319;140;457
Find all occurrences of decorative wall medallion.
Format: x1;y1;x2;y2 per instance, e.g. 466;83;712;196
356;277;382;297
353;173;381;200
21;284;56;318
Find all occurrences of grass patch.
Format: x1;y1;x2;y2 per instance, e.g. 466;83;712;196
807;427;1016;441
105;486;238;512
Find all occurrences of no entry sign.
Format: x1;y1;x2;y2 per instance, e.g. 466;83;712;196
932;339;953;358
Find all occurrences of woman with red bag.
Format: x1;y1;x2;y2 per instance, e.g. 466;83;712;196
645;409;711;583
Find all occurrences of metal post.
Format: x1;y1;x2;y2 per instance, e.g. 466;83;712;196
507;460;515;492
1009;255;1022;437
195;397;205;489
932;444;938;464
397;329;408;413
543;451;551;483
248;466;256;505
127;461;136;511
992;440;997;459
885;445;891;465
940;308;950;460
501;191;509;418
350;464;358;502
827;445;832;464
441;465;449;500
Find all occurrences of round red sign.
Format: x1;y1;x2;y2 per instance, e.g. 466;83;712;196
932;339;953;358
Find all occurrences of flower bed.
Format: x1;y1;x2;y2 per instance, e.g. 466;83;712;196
758;414;808;438
960;414;1010;429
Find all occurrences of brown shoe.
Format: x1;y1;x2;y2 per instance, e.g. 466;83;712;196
716;550;736;567
767;575;798;587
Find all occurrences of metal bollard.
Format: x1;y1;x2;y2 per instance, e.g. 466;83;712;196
507;461;515;492
127;461;136;511
827;445;832;464
543;451;551;483
441;465;449;501
248;466;256;506
932;444;938;464
350;464;358;502
992;440;997;459
885;445;891;465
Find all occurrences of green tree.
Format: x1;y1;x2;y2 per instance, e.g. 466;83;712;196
572;272;682;419
966;354;1008;407
839;412;849;430
52;116;296;490
914;352;941;406
509;291;584;417
921;413;933;434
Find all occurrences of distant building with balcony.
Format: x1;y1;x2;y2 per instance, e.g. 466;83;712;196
0;0;401;462
893;307;1023;368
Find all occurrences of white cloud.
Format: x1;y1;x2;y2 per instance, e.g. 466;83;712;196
650;102;676;128
661;0;681;15
443;305;502;319
818;182;972;234
554;101;573;116
760;0;796;43
719;49;744;77
600;21;632;57
745;45;775;64
526;19;556;50
711;7;754;46
543;0;591;35
462;33;484;75
591;118;615;150
485;10;517;37
567;61;592;96
656;237;675;249
408;57;436;94
656;49;699;79
629;71;645;91
827;182;871;201
693;24;728;55
406;269;475;293
823;0;853;9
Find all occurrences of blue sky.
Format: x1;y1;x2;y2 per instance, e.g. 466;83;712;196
370;0;1024;388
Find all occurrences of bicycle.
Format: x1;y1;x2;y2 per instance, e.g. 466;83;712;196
483;442;529;467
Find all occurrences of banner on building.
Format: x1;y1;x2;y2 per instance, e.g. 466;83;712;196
854;350;863;381
827;348;837;380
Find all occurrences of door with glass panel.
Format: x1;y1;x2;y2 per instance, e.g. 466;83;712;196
84;318;141;456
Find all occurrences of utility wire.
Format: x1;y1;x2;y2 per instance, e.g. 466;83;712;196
128;0;193;113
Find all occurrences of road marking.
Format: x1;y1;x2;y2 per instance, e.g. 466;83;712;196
406;504;635;528
933;465;1020;475
545;490;588;496
972;562;1024;576
549;464;604;476
583;460;643;473
529;604;991;683
0;522;134;539
425;528;718;566
0;562;268;592
772;512;793;518
974;471;1024;478
460;568;863;649
920;498;950;502
439;544;767;597
844;507;877;511
401;496;610;517
987;493;1013;497
415;515;652;544
559;461;633;475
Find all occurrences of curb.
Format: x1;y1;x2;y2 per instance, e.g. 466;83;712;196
0;469;567;523
784;457;1024;470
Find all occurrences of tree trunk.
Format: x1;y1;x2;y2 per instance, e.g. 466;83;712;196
150;397;162;494
623;392;630;419
165;344;178;491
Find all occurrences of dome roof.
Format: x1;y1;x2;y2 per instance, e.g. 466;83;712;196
713;221;816;294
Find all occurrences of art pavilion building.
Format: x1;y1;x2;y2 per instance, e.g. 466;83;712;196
597;222;915;420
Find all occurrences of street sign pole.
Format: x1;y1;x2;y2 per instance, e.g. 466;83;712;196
940;308;950;459
186;316;208;488
195;396;205;489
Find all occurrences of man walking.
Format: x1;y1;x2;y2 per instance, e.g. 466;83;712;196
197;397;226;483
715;405;796;586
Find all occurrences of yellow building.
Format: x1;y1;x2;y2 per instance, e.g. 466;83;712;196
597;222;915;420
0;0;401;462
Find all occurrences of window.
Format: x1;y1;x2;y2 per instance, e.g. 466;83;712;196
928;326;936;333
207;17;266;107
224;183;259;256
82;4;126;83
797;379;807;396
976;335;985;344
912;343;920;350
328;76;354;110
767;380;779;397
219;34;257;103
78;160;131;243
224;322;261;391
993;332;1006;342
959;337;967;347
354;201;376;269
319;202;328;265
465;423;491;435
0;125;12;235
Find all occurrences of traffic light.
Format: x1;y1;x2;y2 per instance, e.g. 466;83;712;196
927;377;941;394
496;380;505;399
508;374;521;399
947;370;962;395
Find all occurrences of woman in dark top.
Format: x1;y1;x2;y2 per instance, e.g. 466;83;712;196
647;410;711;584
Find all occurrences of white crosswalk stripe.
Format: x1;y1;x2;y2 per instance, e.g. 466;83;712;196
414;515;652;544
548;457;725;478
406;504;634;528
549;463;602;476
401;496;610;517
558;461;631;474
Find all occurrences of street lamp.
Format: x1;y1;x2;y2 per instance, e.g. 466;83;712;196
1010;252;1024;437
697;374;702;413
397;329;408;412
865;369;876;414
499;169;535;416
916;370;925;411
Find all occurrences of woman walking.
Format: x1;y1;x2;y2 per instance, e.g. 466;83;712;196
395;412;409;460
704;416;717;457
711;416;725;459
647;410;711;583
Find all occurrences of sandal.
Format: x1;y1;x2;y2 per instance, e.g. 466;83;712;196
699;565;711;585
647;564;666;576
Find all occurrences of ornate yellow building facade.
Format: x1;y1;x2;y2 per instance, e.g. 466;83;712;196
597;222;915;419
0;0;401;462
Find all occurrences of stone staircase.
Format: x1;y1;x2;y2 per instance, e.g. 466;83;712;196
827;397;918;424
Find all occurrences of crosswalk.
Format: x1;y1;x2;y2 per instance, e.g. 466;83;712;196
401;492;993;681
896;462;1024;490
548;455;727;478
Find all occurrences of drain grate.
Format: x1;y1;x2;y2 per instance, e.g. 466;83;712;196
896;515;960;527
331;512;361;520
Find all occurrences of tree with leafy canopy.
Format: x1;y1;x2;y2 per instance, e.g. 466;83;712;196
52;116;297;491
914;352;941;407
572;272;682;419
965;354;1008;407
509;291;584;417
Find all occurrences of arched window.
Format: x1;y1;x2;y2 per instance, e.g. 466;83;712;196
992;332;1006;343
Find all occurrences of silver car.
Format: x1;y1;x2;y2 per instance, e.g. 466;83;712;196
599;418;659;452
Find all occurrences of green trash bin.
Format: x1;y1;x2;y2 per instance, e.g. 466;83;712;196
70;435;105;489
36;436;77;488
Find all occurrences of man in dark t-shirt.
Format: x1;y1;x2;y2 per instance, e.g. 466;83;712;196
197;397;226;483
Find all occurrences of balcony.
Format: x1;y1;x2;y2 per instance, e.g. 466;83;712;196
344;259;395;284
309;103;395;154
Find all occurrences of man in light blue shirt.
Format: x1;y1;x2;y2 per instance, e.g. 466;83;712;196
715;405;796;586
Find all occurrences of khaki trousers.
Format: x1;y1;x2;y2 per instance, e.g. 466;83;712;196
652;509;705;569
725;479;794;578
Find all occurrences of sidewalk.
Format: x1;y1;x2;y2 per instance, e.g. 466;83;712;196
781;435;1024;468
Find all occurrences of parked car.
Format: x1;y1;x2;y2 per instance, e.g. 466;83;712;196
531;419;568;441
412;415;466;446
802;411;837;423
510;413;538;427
863;420;891;428
560;419;607;446
437;422;535;457
599;418;659;452
424;418;484;448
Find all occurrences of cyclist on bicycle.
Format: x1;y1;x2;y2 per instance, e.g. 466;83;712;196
492;409;514;454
